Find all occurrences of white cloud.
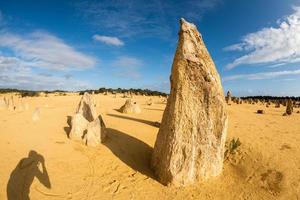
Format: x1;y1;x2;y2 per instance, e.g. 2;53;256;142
223;69;300;81
268;63;286;68
223;43;244;51
114;67;141;79
93;35;124;46
0;31;96;90
143;80;170;93
282;78;296;81
225;7;300;69
0;31;96;70
0;64;90;90
113;56;143;67
112;56;143;79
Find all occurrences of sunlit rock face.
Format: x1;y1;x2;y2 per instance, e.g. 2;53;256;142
76;92;98;122
226;91;232;105
151;18;228;186
119;99;141;114
69;92;106;146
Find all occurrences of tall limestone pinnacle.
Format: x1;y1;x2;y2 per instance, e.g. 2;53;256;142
151;18;228;186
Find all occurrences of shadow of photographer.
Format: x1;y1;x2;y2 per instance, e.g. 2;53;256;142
7;150;51;200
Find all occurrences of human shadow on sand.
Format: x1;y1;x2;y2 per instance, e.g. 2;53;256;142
104;128;156;180
107;114;160;127
7;150;51;200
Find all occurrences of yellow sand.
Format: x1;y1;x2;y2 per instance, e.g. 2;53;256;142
0;94;299;200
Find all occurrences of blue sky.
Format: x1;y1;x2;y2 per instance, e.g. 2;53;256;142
0;0;300;96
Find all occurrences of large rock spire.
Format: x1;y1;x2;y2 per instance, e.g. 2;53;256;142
151;18;228;186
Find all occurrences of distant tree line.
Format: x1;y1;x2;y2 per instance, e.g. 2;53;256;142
78;87;168;96
0;88;68;97
0;88;168;97
0;88;39;97
241;96;300;101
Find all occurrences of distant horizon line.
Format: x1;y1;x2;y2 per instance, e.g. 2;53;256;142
0;88;300;99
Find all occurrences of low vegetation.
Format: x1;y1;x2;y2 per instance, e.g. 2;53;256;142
224;138;242;160
79;87;168;97
241;96;300;102
20;91;40;98
0;88;168;97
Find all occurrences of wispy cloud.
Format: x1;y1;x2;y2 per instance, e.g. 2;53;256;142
0;74;90;91
225;7;300;69
93;35;124;46
282;78;296;81
113;56;143;68
223;69;300;81
223;43;244;51
0;31;96;70
112;56;143;79
0;60;90;90
64;74;73;80
143;80;170;93
75;0;221;39
0;29;96;90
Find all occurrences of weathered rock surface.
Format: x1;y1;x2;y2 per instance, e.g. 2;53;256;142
7;96;15;111
0;98;6;109
69;92;106;146
226;91;232;105
146;98;153;106
24;103;29;110
76;92;97;122
84;116;107;146
119;99;141;114
69;113;89;141
32;107;40;121
285;99;293;115
151;18;228;186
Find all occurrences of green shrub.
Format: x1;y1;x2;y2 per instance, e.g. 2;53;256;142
21;91;39;98
224;138;241;159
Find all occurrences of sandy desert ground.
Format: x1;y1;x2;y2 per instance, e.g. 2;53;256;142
0;94;300;200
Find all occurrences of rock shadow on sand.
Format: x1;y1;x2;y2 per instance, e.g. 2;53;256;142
63;115;72;137
107;114;160;128
7;150;51;200
144;108;165;112
104;128;156;180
